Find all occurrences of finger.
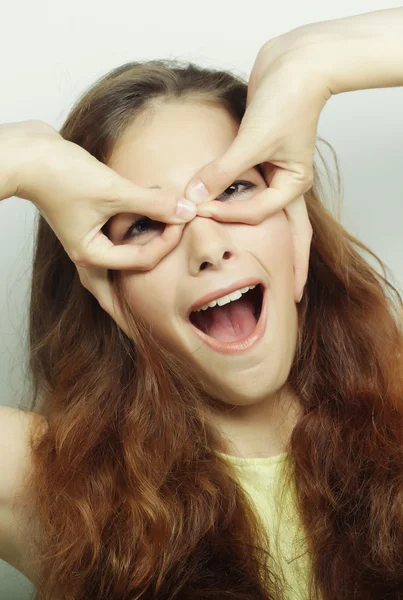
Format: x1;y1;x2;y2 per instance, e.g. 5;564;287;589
111;175;197;224
283;195;313;300
77;265;127;333
78;224;184;271
184;131;266;204
260;161;277;187
196;167;310;225
196;186;283;224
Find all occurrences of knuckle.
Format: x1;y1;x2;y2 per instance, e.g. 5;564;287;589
76;269;85;285
78;274;90;292
96;297;106;311
146;193;166;215
302;170;314;191
137;246;164;270
68;247;80;263
206;161;233;185
255;205;268;223
69;249;90;268
138;256;158;271
100;176;125;211
247;204;265;224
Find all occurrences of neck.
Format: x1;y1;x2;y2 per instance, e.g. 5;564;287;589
211;384;303;459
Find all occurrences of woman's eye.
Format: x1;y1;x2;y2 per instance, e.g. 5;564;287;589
216;180;256;202
123;217;165;242
121;181;256;241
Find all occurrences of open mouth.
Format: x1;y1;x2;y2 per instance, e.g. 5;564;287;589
189;284;264;346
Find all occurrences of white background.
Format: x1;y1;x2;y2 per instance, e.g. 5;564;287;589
1;0;402;596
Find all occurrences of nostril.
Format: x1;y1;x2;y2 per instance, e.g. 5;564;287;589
199;251;232;271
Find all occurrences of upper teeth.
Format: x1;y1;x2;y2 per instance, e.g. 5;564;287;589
194;285;256;312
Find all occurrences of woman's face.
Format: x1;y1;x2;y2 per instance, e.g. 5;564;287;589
107;101;300;409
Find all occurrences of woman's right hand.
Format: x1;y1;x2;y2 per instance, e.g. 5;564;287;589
0;120;197;329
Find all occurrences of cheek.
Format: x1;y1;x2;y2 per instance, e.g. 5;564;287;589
120;272;174;333
232;210;294;269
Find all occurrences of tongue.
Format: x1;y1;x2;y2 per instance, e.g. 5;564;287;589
191;294;257;342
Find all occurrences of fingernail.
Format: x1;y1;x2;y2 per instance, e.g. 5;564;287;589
297;290;303;303
176;198;197;220
186;179;209;202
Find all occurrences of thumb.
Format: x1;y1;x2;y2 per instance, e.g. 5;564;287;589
184;134;260;203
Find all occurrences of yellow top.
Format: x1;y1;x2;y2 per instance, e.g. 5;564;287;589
217;450;313;599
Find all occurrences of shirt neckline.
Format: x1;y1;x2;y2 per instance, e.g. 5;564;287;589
216;450;288;467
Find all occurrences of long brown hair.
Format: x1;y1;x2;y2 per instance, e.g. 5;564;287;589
17;59;403;599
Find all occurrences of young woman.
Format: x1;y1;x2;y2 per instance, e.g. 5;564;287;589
0;8;402;600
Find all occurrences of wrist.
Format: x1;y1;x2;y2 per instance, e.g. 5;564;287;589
0;126;22;202
305;32;403;97
287;9;403;96
0;120;62;203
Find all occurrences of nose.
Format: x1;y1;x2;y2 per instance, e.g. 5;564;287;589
183;215;237;276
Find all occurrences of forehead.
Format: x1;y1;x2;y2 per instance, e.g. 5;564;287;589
107;101;240;189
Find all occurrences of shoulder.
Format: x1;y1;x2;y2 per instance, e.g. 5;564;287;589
0;405;47;505
0;405;48;585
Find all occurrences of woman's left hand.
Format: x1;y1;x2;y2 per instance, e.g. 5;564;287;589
184;26;333;300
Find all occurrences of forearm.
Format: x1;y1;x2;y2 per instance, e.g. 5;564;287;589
289;8;403;95
0;123;23;202
0;120;61;203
